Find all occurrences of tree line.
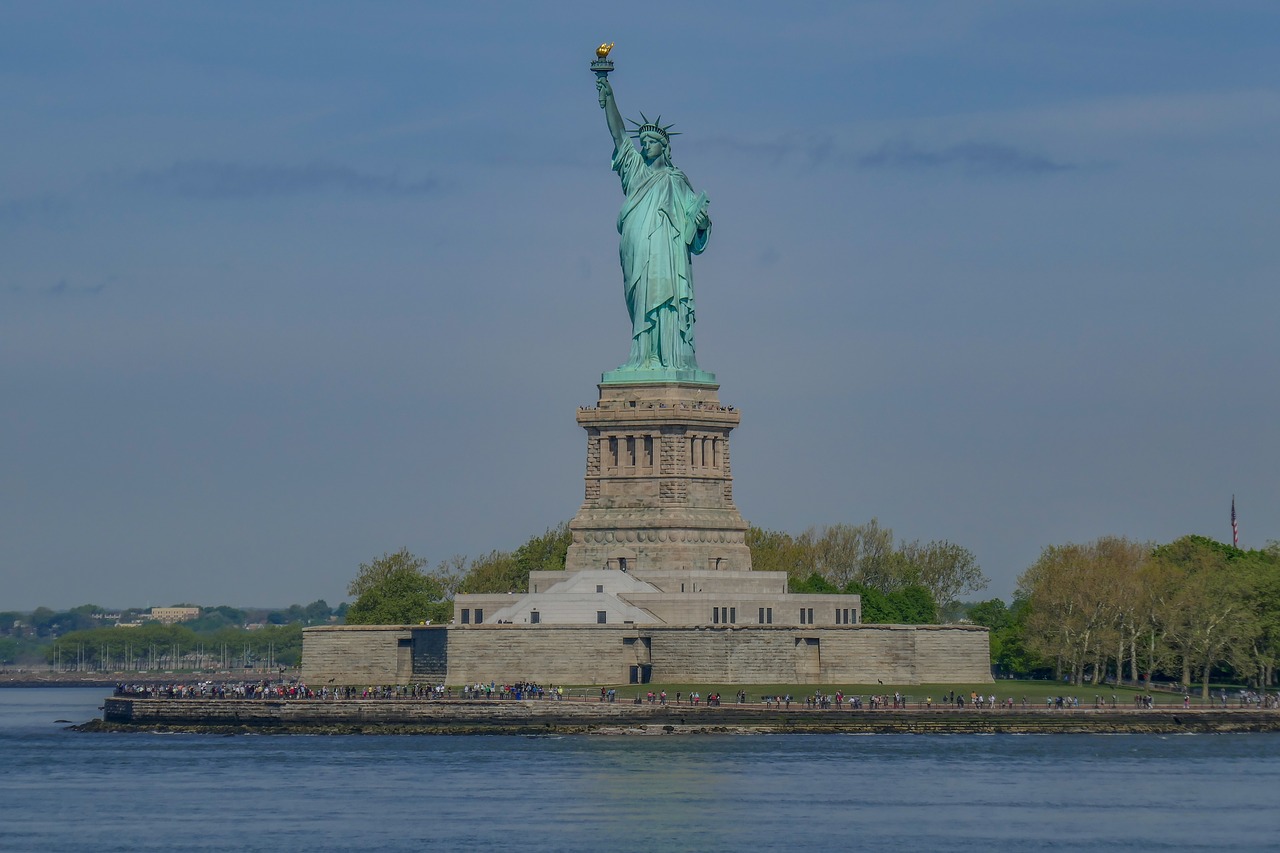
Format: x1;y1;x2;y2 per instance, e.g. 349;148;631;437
0;601;342;668
1002;534;1280;696
344;525;575;625
343;522;1280;697
344;519;989;627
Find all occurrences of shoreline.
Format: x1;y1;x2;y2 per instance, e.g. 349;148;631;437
78;696;1280;736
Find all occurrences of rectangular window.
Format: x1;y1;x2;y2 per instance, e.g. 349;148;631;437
618;557;627;571
596;611;607;624
475;609;483;624
807;608;814;625
836;609;843;624
461;609;470;625
800;609;807;625
644;436;653;467
608;437;618;467
596;584;604;593
759;607;765;624
626;436;636;466
530;611;540;624
767;607;773;625
729;607;736;624
713;607;720;624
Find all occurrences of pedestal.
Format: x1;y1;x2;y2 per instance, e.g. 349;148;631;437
564;381;752;574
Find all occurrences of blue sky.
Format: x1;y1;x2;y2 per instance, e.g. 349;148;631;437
3;1;1277;610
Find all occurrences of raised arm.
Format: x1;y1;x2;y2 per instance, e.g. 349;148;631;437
597;78;627;151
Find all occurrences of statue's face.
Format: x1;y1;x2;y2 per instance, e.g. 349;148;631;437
640;132;666;163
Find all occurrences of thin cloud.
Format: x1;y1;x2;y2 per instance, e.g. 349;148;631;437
133;161;439;199
4;278;111;297
703;133;836;168
43;277;111;297
859;140;1074;175
0;194;69;228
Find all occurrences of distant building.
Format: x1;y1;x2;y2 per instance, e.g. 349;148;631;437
148;606;201;624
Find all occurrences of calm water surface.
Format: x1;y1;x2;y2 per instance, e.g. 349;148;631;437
2;687;1278;852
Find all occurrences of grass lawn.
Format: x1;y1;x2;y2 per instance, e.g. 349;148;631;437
564;679;1217;708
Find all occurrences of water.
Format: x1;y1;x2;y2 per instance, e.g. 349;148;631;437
3;687;1279;852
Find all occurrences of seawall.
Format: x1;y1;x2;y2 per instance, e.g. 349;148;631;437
86;697;1280;735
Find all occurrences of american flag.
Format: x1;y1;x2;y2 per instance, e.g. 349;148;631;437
1231;496;1239;547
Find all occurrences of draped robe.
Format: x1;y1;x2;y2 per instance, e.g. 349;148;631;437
612;141;710;371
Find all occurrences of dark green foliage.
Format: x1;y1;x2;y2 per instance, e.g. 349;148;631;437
844;582;901;624
789;573;838;594
45;623;304;669
457;550;521;595
28;607;60;635
0;637;21;664
513;522;572;576
892;585;938;624
346;549;449;625
184;606;248;632
966;597;1042;675
839;582;939;625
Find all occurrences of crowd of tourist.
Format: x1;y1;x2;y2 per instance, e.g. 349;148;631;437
113;680;1276;711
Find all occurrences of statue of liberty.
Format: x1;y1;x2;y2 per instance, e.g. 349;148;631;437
595;56;714;383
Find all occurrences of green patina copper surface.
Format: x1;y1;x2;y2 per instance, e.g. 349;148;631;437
595;53;715;386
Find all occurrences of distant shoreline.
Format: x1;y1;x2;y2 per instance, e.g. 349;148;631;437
78;696;1280;735
0;672;294;688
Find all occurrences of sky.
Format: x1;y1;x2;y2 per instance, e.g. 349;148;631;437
3;1;1277;611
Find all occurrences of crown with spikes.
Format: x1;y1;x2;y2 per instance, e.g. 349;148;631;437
628;112;679;144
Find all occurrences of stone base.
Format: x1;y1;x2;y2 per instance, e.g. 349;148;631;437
566;381;749;574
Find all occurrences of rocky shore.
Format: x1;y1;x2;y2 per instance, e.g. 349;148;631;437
75;696;1280;736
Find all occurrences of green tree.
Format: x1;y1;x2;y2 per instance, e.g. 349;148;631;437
746;526;810;581
513;522;573;576
888;585;938;624
302;599;333;625
1017;540;1115;684
967;597;1042;675
185;607;244;632
346;548;450;625
844;582;902;624
1150;535;1257;697
789;572;838;594
458;549;521;594
28;607;58;636
896;540;987;609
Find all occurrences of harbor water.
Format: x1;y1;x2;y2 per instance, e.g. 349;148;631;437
2;687;1278;851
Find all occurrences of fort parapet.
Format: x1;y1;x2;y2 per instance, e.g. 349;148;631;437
302;623;991;686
